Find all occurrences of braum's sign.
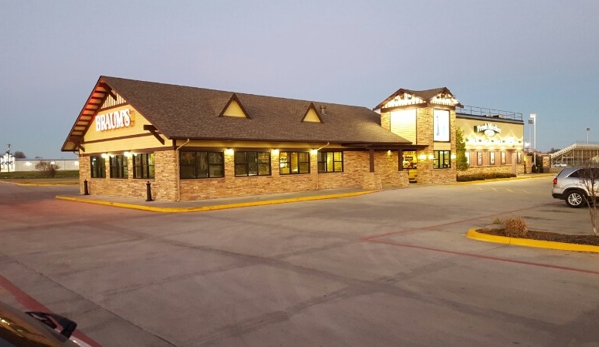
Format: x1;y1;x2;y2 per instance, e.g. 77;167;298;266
95;109;133;132
475;123;501;137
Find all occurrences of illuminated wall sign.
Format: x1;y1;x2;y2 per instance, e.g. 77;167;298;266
95;109;133;132
433;109;450;142
475;123;501;137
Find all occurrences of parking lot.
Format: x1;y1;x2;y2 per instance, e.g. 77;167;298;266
1;177;598;347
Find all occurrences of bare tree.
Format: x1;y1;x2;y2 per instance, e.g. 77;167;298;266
579;165;599;236
13;151;26;158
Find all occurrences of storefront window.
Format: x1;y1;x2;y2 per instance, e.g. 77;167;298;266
133;153;155;179
180;151;224;179
91;155;106;178
501;152;506;165
318;151;343;173
517;151;522;164
477;152;483;166
490;152;496;165
109;155;128;179
280;151;310;175
235;151;271;176
433;150;451;169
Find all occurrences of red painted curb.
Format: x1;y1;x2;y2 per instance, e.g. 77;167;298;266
0;273;102;347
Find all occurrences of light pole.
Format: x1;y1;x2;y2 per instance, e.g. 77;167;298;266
587;127;590;144
530;114;537;169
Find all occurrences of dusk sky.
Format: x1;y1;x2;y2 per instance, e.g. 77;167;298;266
1;0;598;159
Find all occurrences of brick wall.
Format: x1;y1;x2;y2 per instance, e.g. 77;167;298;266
179;150;409;201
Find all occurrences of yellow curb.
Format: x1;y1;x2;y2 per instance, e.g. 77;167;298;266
466;228;599;254
55;190;376;213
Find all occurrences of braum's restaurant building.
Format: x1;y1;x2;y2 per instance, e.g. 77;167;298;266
62;76;524;201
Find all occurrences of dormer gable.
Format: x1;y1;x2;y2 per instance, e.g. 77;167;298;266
301;103;324;123
219;94;250;119
374;87;462;112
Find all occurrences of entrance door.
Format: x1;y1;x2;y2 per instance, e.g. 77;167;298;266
403;151;418;182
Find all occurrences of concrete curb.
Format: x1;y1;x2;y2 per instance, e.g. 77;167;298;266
466;228;599;254
55;190;376;213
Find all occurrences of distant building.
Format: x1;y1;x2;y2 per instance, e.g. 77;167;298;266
0;152;15;172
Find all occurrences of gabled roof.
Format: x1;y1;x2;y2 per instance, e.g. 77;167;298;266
373;87;462;111
63;76;413;151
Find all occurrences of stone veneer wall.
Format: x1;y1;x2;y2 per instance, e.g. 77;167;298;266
79;150;177;201
80;149;410;201
179;150;408;201
380;112;391;131
414;108;457;184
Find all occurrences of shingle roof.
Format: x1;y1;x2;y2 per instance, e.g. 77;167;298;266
64;76;412;150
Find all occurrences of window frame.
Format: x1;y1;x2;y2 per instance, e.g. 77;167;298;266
90;155;106;178
317;151;344;173
133;153;155;179
234;151;271;177
109;154;128;179
179;151;224;179
433;150;451;169
279;151;310;175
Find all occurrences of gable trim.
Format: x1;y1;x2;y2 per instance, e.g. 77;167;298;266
301;103;324;123
219;94;251;119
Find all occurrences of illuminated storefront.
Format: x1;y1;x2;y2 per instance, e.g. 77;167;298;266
62;77;524;201
456;107;525;175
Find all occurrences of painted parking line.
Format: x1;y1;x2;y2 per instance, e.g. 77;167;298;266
0;273;102;347
361;205;599;276
364;237;599;276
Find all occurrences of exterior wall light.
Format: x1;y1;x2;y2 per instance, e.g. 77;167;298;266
418;154;427;160
272;149;279;155
124;151;132;157
311;149;318;155
451;153;457;159
101;153;108;159
225;148;234;155
428;154;435;160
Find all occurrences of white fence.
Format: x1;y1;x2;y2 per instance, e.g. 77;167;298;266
1;158;80;172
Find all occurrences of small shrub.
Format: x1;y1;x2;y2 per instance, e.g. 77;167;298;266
35;161;60;178
504;217;528;238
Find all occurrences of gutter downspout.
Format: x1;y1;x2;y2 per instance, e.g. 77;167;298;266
315;142;330;190
175;139;190;202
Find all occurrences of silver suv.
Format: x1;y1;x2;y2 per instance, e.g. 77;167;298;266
552;167;599;207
